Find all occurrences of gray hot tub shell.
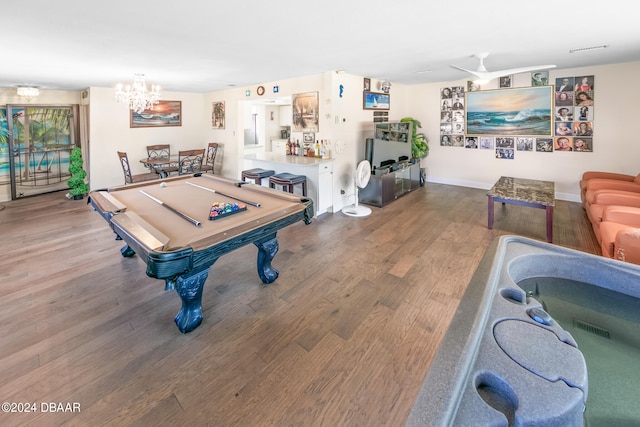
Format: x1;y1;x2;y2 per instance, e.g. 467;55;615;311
406;235;640;426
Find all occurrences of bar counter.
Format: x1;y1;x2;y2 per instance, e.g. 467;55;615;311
243;153;333;217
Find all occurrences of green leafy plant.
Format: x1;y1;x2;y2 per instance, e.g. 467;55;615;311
400;117;429;159
67;147;89;198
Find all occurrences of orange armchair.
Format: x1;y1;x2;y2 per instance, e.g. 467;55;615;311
580;171;640;265
585;189;640;230
580;171;640;206
599;206;640;264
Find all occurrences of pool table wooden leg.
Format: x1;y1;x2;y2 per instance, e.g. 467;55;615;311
174;267;210;333
120;244;136;257
254;233;279;284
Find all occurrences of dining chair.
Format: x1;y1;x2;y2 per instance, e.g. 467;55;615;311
178;149;205;175
146;144;178;175
146;144;171;158
118;151;160;184
200;142;219;174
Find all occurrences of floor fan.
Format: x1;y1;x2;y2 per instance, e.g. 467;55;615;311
342;160;372;217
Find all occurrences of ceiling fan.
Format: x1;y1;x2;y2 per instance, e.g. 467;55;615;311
450;53;556;82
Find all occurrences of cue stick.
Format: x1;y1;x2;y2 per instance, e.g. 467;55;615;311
185;181;261;207
139;190;202;227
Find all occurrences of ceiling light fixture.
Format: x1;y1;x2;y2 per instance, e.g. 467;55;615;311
569;45;608;54
16;85;40;101
115;73;161;113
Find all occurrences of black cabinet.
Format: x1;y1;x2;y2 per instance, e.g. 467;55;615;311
358;162;420;207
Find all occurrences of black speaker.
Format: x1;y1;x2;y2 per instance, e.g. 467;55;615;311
365;138;373;165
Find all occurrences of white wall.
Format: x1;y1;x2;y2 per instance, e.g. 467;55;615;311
407;61;640;202
3;61;639;205
88;87;206;189
198;72;410;211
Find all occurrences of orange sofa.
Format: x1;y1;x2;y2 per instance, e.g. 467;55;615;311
580;171;640;265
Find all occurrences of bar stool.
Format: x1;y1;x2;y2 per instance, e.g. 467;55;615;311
269;172;307;196
241;168;275;185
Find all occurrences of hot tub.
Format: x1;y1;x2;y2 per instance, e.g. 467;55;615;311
406;235;640;426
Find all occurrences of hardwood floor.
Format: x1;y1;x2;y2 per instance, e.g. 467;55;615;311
0;183;599;426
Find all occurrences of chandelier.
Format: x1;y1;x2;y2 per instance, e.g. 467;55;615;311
115;73;161;113
16;85;40;101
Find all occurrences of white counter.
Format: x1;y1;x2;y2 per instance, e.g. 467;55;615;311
244;152;332;166
243;154;333;216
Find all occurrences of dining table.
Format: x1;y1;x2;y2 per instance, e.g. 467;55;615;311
140;156;179;178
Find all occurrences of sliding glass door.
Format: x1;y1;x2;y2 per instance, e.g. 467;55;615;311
2;105;79;199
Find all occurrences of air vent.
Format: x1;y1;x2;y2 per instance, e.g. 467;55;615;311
574;319;610;339
569;45;608;54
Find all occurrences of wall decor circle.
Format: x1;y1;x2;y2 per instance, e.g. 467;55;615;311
257;86;265;96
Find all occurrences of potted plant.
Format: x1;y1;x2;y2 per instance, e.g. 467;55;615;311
400;117;429;186
67;147;89;199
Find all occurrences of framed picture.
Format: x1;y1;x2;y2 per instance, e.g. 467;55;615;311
536;138;554;152
555;77;574;92
499;75;513;88
574;137;593;152
555;91;574;106
303;132;314;143
516;137;534;151
479;136;494;149
212;101;225;129
130;100;181;128
373;110;389;123
465;86;553;136
574;75;594;91
465;137;478;149
292;91;319;132
531;71;549;86
363;78;371;91
363;91;390;110
467;81;481;92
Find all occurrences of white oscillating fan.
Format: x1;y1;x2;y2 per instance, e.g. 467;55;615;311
342;160;372;217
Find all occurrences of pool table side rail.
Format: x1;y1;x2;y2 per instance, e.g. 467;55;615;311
103;173;315;226
106;199;313;280
146;203;312;280
89;175;314;281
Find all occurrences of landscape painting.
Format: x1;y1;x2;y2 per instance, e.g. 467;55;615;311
130;100;182;128
465;86;552;136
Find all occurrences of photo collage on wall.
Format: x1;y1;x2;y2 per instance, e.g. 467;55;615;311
439;86;466;147
439;74;595;158
554;75;595;152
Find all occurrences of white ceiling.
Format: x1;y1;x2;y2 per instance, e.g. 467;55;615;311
2;0;640;93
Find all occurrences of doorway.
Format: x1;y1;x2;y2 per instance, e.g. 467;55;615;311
2;105;79;199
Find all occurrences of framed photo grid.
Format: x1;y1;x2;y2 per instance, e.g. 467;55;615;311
438;74;596;156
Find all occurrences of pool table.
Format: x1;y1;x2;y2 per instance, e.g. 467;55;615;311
89;173;313;333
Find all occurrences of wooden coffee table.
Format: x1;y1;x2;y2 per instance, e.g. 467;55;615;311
487;176;555;242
